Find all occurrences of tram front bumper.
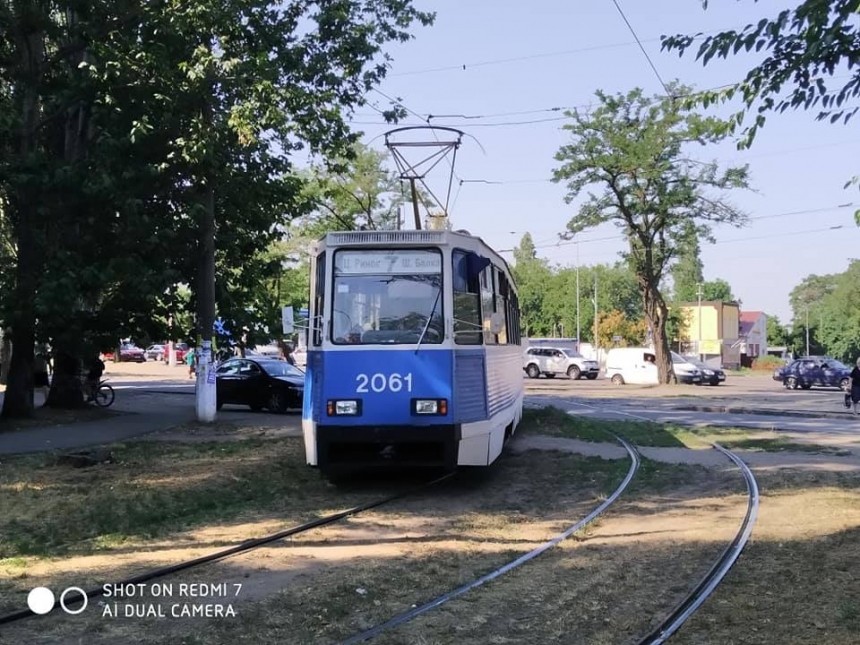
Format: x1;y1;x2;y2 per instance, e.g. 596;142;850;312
316;424;460;473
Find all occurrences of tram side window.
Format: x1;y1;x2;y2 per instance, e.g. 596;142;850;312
480;266;497;345
495;269;508;345
452;250;482;345
510;292;521;344
312;252;325;346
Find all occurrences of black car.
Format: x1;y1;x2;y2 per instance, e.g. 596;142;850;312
686;358;726;386
772;356;851;391
215;358;304;413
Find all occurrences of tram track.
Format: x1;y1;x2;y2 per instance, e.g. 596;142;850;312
547;397;762;645
334;399;759;645
0;472;456;627
335;433;642;645
633;442;760;645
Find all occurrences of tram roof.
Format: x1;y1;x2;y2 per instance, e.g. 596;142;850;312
315;229;513;276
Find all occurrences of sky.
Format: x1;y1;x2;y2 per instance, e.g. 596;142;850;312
343;0;860;324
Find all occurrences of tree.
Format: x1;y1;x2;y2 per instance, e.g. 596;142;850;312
552;86;750;383
701;278;735;302
0;1;434;419
671;228;704;301
661;1;860;219
511;234;553;337
813;261;860;363
766;314;789;348
788;273;838;327
305;143;416;231
596;310;647;348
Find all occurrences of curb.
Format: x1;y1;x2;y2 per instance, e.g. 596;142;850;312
671;405;851;420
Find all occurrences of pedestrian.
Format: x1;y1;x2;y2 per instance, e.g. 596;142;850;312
185;347;196;379
850;358;860;416
284;343;296;366
33;346;50;405
85;355;106;400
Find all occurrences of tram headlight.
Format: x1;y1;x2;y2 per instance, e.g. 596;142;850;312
412;399;448;415
327;399;361;416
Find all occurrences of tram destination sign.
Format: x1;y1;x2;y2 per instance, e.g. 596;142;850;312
335;250;441;275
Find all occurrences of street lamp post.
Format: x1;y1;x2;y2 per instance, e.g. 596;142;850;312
575;241;580;351
696;283;704;361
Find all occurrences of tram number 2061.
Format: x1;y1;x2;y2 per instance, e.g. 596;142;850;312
355;372;413;393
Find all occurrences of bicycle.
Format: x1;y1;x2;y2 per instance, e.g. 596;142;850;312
84;377;115;407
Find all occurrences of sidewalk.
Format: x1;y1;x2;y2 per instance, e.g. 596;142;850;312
0;408;196;455
0;388;196;455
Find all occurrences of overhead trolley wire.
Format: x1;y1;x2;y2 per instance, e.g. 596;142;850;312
609;0;671;96
495;203;856;252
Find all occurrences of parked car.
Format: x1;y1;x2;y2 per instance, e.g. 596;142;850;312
685;357;726;386
523;346;600;380
145;344;165;361
772;356;851;391
102;343;146;363
215;357;304;413
670;352;703;384
163;343;190;364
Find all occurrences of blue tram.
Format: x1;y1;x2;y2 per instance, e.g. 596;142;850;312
301;229;524;474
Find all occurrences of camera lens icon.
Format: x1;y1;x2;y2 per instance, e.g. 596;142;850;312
27;586;88;615
27;587;55;615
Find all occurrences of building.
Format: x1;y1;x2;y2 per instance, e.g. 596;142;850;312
676;300;742;369
738;311;768;367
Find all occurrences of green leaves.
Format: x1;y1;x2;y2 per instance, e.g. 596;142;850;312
551;84;750;375
661;0;860;158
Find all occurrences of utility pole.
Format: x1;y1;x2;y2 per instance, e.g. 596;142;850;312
408;178;421;230
168;314;176;367
195;72;217;423
805;305;810;356
575;241;581;352
696;282;704;361
593;272;598;361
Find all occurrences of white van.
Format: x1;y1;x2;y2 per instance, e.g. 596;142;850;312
605;347;659;385
605;348;701;385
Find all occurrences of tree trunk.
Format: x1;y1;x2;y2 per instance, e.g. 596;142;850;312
2;21;44;420
45;345;85;408
0;328;11;385
642;281;676;384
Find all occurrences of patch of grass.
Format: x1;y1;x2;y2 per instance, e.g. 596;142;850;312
839;602;859;625
0;556;27;568
523;407;843;455
0;433;381;558
714;437;846;454
520;407;689;448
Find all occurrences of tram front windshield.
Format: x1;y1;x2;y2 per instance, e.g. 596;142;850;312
332;249;443;345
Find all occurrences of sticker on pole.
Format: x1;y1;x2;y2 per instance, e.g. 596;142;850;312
207;367;216;385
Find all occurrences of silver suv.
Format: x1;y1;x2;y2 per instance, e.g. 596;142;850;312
523;346;600;380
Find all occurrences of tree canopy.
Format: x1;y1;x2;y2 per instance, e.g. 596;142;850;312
0;0;434;418
661;0;860;219
552;85;750;383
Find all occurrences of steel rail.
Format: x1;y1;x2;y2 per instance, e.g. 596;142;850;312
633;443;760;644
336;434;641;645
0;472;456;626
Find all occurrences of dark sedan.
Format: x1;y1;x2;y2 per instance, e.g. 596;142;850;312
686;358;726;386
215;358;304;413
773;356;851;391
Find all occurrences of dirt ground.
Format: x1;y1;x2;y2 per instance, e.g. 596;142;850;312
2;402;859;645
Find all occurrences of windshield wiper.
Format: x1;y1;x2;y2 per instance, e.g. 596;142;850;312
415;287;443;354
